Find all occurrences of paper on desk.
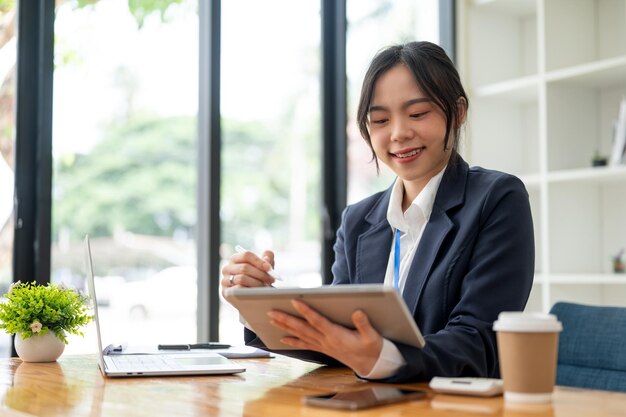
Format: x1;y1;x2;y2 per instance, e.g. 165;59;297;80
217;347;274;359
106;344;273;359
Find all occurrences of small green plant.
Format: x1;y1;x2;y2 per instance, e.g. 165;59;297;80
0;281;92;344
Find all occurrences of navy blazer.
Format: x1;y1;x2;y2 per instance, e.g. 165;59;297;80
245;156;534;383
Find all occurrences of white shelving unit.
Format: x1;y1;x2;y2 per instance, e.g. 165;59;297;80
457;0;626;312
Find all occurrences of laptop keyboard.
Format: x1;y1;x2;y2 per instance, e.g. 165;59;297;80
106;355;175;371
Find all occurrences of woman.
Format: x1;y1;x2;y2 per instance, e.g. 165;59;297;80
221;41;534;383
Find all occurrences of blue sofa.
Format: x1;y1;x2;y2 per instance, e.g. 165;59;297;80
549;302;626;392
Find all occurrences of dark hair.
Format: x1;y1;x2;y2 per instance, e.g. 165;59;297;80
356;41;468;170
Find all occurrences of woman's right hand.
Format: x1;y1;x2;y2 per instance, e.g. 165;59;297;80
221;249;276;298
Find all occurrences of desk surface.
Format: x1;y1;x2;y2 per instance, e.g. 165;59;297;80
0;354;625;417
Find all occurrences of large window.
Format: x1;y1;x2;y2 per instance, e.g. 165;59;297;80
0;1;16;356
346;0;440;204
220;0;322;344
51;0;199;353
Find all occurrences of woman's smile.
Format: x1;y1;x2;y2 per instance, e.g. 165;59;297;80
390;146;426;163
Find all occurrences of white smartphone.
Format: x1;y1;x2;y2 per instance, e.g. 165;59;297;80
429;377;503;397
302;387;427;410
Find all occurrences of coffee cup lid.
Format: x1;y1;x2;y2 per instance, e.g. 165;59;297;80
493;312;562;333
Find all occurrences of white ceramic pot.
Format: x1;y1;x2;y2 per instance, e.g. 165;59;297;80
14;332;65;362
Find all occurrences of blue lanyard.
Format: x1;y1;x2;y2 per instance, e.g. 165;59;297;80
394;229;401;290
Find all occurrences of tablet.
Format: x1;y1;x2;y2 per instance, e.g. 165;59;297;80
224;284;426;350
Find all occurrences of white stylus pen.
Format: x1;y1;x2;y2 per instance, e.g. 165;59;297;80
235;245;283;281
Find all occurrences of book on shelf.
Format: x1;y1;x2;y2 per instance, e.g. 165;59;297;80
609;96;626;166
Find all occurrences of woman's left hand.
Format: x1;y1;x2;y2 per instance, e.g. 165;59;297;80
268;300;383;376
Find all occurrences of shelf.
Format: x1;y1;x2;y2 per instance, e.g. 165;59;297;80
519;166;626;187
464;0;537;87
460;0;626;313
544;0;626;72
473;75;538;102
475;56;626;99
547;165;626;185
546;55;626;88
472;0;535;17
534;274;626;285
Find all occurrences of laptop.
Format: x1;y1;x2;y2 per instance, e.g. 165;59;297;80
84;235;245;377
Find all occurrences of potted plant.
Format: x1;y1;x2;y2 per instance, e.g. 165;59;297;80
613;249;625;274
0;281;92;362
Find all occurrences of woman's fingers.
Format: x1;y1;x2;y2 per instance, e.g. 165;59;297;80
266;301;383;375
352;310;382;349
234;250;275;274
268;310;325;347
261;250;275;268
278;336;315;350
290;300;335;334
220;249;276;289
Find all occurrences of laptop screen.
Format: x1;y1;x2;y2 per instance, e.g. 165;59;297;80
84;235;108;373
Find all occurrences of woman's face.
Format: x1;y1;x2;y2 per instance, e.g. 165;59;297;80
368;64;452;194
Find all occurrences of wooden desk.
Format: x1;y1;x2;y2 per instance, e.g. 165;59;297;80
0;354;625;417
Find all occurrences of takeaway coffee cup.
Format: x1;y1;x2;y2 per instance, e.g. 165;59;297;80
493;312;563;403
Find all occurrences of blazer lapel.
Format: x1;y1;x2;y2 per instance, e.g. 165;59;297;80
402;157;469;314
355;188;393;284
402;208;453;313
